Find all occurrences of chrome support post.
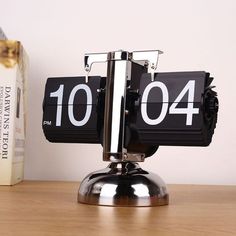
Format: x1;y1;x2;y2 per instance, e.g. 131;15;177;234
103;51;131;162
78;50;168;206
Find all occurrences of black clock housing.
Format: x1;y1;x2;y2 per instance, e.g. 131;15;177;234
42;71;218;157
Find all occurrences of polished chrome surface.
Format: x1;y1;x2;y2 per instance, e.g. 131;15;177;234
84;52;108;73
132;50;163;68
108;50;131;61
84;50;163;72
103;59;131;162
84;50;163;162
84;50;130;73
84;52;108;83
132;50;163;81
124;153;145;162
78;162;169;207
81;50;167;206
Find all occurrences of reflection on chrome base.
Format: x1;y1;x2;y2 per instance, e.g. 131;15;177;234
78;162;169;207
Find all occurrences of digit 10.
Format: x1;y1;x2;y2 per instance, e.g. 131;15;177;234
50;84;92;127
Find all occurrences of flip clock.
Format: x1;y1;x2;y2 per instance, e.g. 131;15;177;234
42;50;218;206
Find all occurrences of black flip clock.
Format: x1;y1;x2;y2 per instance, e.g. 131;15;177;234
42;50;218;206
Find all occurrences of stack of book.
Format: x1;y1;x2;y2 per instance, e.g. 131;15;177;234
0;28;28;185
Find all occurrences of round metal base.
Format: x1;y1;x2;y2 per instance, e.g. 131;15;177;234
78;162;169;207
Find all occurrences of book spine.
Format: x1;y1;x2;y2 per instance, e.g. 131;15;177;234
0;40;27;185
0;63;17;185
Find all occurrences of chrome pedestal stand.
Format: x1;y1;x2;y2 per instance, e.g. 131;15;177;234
78;162;168;206
78;50;168;207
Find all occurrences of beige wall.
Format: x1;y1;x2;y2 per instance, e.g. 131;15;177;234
1;0;235;184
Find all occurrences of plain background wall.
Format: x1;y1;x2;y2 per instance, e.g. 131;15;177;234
0;0;235;185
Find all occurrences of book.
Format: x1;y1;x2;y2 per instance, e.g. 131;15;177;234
0;28;28;185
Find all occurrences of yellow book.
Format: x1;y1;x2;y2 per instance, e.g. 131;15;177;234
0;28;28;185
